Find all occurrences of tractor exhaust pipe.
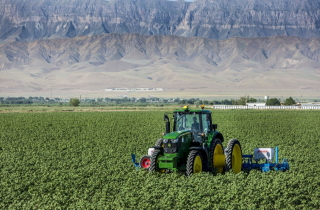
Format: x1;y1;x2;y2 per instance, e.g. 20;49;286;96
164;114;170;134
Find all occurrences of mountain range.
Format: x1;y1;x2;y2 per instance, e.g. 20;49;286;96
2;0;320;42
0;0;320;98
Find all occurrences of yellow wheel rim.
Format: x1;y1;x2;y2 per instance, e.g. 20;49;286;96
157;155;165;173
231;144;242;173
213;144;224;173
193;155;202;173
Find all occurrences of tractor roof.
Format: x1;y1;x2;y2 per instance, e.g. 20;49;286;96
173;109;211;114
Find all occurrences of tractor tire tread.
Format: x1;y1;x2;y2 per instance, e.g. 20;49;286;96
149;149;162;172
209;138;223;171
155;138;163;147
225;139;242;172
186;150;202;177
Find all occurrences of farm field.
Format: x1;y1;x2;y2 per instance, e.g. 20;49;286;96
0;110;320;209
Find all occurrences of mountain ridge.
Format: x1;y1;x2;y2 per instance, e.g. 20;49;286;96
2;0;320;42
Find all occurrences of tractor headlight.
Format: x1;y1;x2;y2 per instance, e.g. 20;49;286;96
171;138;179;143
163;139;168;143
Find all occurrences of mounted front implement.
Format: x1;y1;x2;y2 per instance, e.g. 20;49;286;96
131;105;289;176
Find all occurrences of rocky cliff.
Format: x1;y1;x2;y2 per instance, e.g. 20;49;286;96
1;33;320;69
1;0;320;42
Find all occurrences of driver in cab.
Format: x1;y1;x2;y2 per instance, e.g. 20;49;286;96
191;116;199;133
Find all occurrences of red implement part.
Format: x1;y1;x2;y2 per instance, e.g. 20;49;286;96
140;155;151;169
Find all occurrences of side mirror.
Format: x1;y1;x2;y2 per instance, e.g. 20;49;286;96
164;113;170;133
164;114;169;122
212;124;217;130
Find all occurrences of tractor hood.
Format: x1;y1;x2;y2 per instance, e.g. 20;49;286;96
163;130;192;139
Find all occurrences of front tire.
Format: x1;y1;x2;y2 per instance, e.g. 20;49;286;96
155;138;163;147
186;150;203;177
149;149;165;173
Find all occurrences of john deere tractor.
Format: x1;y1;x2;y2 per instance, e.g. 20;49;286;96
143;105;242;176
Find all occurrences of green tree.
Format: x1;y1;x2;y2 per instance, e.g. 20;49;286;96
69;98;80;107
266;98;280;106
232;97;246;105
284;97;296;105
248;98;257;103
138;98;147;103
186;100;194;105
221;99;232;105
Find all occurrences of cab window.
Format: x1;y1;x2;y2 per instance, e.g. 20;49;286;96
201;114;210;133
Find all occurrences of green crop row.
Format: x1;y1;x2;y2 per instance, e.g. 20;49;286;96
0;110;320;209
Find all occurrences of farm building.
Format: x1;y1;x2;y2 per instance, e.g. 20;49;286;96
301;103;320;107
246;103;266;107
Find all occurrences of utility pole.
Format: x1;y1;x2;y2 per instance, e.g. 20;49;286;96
301;95;303;103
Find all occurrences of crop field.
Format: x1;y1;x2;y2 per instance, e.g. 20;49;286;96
0;110;320;209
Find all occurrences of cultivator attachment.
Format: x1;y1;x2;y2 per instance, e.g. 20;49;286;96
242;147;289;172
131;154;140;170
131;153;152;170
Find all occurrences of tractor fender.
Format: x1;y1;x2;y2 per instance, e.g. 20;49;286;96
210;132;224;145
189;147;209;171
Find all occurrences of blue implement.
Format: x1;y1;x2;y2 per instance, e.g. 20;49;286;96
131;154;140;170
242;147;289;172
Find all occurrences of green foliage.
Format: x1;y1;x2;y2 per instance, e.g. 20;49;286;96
248;97;257;103
232;96;257;105
69;98;80;107
284;97;296;105
266;98;281;106
0;110;320;208
138;98;147;103
232;97;246;105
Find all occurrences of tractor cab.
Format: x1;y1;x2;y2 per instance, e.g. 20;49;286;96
165;105;216;144
173;106;212;135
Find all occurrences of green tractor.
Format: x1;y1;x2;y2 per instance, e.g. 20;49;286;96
138;105;243;176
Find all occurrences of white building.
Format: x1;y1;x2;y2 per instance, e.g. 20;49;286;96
105;88;164;91
301;103;320;106
246;103;266;107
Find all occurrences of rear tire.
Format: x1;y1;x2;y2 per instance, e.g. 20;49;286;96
149;149;164;173
225;139;242;173
186;150;203;177
209;138;224;173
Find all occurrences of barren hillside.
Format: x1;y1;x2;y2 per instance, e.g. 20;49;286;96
1;33;320;98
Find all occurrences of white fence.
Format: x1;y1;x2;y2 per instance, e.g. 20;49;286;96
213;105;320;110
